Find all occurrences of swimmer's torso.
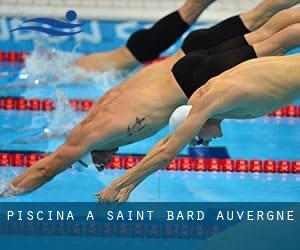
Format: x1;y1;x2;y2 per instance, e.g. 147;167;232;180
211;55;300;119
91;50;187;149
114;49;187;119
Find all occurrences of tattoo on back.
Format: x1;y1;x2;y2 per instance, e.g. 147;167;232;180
127;117;146;136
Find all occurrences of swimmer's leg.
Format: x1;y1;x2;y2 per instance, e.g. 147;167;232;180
253;23;300;57
73;0;215;73
245;7;300;45
240;0;300;31
210;21;300;60
181;0;300;54
210;7;300;54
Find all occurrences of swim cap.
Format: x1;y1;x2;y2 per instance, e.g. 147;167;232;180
169;105;204;145
169;105;192;134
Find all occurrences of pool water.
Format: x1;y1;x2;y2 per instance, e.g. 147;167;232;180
0;26;300;202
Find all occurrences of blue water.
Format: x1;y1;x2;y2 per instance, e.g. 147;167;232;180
0;27;300;202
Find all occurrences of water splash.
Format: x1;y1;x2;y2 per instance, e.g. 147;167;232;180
12;89;81;144
0;167;26;198
3;35;127;92
0;182;25;198
20;35;82;84
43;89;81;137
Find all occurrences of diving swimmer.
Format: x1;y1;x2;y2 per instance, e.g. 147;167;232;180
2;0;300;197
98;54;300;202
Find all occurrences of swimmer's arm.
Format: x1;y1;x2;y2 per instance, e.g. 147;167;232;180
99;108;213;202
8;152;74;196
4;136;90;197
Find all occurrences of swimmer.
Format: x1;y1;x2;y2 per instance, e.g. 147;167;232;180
98;54;300;202
19;1;300;142
73;0;217;73
73;0;300;73
2;0;300;197
210;6;300;54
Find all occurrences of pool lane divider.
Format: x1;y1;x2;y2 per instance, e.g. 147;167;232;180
0;50;168;64
0;51;28;63
1;51;299;117
0;151;299;174
1;97;300;117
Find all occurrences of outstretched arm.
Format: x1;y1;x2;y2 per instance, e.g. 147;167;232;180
97;77;239;202
0;111;108;197
0;130;91;197
97;105;213;202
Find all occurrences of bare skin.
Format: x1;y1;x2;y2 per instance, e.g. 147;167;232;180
1;51;187;196
13;3;300;146
5;0;298;91
98;55;300;202
2;19;300;198
240;0;300;31
254;23;300;56
245;7;300;45
73;0;216;73
73;0;300;73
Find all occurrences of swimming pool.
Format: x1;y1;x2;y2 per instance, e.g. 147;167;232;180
0;19;300;203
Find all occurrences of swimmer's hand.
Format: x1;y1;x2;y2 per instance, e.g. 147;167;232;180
95;185;120;202
95;184;134;202
115;186;132;202
0;183;19;198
